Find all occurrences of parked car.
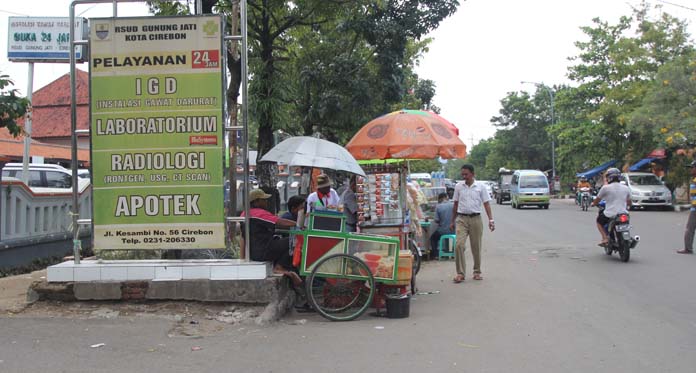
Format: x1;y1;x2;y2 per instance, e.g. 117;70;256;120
478;180;495;199
1;163;89;192
494;168;514;204
77;169;91;179
444;178;456;198
622;172;672;210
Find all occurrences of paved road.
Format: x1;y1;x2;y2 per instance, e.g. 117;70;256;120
1;199;695;372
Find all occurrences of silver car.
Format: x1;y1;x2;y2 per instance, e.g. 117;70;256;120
622;172;672;210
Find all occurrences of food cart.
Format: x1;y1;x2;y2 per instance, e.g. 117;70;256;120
260;136;413;321
294;210;411;321
345;109;468;292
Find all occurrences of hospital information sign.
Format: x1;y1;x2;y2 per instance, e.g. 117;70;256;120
7;17;86;62
90;15;225;249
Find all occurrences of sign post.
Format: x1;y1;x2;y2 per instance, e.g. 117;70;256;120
7;17;87;183
90;15;226;250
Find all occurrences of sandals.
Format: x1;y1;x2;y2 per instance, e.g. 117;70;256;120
677;249;693;254
473;273;483;281
598;241;608;247
452;275;465;283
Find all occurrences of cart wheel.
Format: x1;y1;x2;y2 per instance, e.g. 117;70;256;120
410;266;417;295
305;253;375;321
408;238;422;276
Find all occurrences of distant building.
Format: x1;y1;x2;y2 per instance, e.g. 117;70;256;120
0;123;89;167
16;69;90;150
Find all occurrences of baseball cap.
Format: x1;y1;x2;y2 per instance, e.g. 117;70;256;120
249;189;272;202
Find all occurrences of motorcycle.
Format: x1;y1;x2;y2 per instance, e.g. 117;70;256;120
598;202;640;262
579;187;591;211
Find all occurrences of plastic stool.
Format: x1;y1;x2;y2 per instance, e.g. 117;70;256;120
438;234;456;260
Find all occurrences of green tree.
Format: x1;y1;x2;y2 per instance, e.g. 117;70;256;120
248;0;458;189
149;0;459;191
630;52;696;152
489;90;553;172
465;138;497;180
565;3;693;166
0;73;30;137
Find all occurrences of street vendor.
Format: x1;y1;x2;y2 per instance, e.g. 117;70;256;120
306;174;340;213
241;189;302;286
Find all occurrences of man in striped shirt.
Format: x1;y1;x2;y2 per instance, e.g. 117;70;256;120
677;160;696;254
449;164;495;283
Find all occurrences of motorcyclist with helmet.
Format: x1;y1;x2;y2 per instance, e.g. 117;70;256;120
576;177;592;205
591;168;632;247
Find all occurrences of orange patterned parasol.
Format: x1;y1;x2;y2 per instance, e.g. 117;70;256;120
346;109;467;160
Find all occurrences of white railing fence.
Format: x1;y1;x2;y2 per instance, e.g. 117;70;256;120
0;179;92;242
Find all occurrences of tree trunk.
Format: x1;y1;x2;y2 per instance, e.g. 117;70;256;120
255;26;280;213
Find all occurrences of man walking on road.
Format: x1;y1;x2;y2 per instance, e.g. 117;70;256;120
449;164;495;283
677;160;696;254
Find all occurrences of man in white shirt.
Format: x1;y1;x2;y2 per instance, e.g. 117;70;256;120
306;173;340;213
449;164;495;283
591;167;631;246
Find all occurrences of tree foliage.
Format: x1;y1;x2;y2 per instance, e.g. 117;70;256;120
149;1;460;192
489;90;553;172
0;74;30;137
470;2;695;191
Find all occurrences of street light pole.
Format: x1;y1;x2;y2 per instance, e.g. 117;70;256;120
521;81;556;181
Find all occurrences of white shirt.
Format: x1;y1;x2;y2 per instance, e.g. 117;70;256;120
306;189;340;213
452;180;491;214
597;182;631;218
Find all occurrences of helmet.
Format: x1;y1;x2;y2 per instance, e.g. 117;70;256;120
605;168;621;183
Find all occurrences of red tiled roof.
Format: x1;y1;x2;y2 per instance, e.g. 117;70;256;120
0;130;89;163
16;68;90;139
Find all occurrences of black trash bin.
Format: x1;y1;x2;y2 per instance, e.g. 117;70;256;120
385;293;410;319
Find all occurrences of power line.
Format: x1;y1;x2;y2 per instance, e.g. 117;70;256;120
656;0;696;12
0;9;30;16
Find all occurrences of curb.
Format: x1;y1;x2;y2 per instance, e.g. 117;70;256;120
25;276;296;325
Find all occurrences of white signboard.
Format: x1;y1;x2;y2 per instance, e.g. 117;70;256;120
7;17;86;62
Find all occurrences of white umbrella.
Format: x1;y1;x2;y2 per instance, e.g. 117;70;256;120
260;136;366;176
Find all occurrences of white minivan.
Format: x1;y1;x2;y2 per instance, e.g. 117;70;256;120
510;169;550;209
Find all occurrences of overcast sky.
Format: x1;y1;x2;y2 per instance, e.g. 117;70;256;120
2;0;695;148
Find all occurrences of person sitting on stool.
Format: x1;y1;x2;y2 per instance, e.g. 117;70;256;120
430;192;454;259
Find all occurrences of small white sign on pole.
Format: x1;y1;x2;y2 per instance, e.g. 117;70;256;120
7;17;87;63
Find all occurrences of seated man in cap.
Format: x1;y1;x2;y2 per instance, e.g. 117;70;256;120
306;173;340;213
241;189;302;286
